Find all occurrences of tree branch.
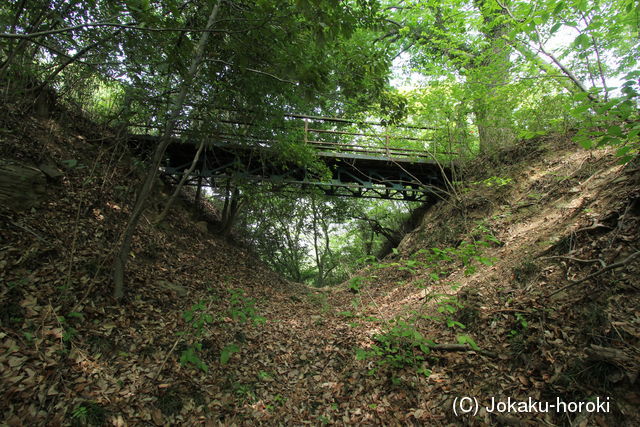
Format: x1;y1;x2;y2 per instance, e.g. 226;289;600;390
112;0;223;300
207;59;296;84
429;343;497;358
495;0;598;102
546;251;640;298
0;21;236;40
155;140;205;225
35;29;122;94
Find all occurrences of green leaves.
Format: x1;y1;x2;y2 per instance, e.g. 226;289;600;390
550;22;562;34
228;289;265;325
182;300;213;331
571;71;640;163
348;276;364;293
355;348;368;361
220;343;240;365
177;290;266;372
573;33;590;50
180;345;208;372
178;301;215;372
357;318;436;373
456;335;480;351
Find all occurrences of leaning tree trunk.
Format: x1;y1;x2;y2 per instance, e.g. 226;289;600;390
112;1;221;300
154;140;205;225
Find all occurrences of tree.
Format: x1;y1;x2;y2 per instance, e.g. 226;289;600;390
376;0;638;157
379;0;517;153
498;0;639;158
234;187;417;286
237;191;314;283
112;0;222;300
1;0;397;298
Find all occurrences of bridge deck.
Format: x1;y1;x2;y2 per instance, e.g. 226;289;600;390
128;114;455;201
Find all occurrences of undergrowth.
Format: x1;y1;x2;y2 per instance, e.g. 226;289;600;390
178;288;266;373
355;227;498;376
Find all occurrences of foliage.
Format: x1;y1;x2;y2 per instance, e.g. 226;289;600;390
0;0;392;129
56;313;82;344
220;343;240;366
4;0;634;297
355;222;499;375
179;300;213;372
473;176;514;188
179;343;209;373
183;301;214;330
232;382;256;403
382;0;638;158
357;318;433;374
237;190;415;286
70;401;106;427
176;289;264;372
509;312;529;338
502;0;638;162
228;289;266;325
456;334;480;351
348;276;365;293
401;227;499;281
573;71;640;163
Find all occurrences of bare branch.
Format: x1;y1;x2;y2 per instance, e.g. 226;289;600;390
546;251;640;298
495;0;599;102
0;21;235;40
208;59;296;84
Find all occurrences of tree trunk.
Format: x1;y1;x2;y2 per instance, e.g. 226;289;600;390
154;140;205;225
311;197;323;286
220;178;231;223
112;0;221;300
221;186;241;237
473;94;515;154
194;175;203;211
472;0;515;153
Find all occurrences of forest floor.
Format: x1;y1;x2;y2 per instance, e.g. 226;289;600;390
1;99;639;426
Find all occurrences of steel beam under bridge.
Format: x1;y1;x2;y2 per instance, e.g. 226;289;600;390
127;114;454;201
129;138;451;202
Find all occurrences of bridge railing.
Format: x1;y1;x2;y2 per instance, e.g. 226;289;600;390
296;114;457;162
128;111;459;162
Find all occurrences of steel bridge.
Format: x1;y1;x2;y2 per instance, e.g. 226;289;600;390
128;114;455;202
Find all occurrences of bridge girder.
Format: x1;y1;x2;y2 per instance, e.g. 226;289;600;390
130;135;452;201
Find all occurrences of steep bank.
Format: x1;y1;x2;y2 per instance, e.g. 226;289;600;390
328;135;640;425
0;97;307;424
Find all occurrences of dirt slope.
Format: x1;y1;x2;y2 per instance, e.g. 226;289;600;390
326;135;640;425
1;99;639;426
